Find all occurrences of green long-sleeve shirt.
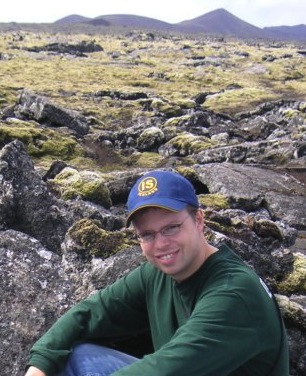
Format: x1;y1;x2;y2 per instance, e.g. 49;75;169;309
28;244;289;375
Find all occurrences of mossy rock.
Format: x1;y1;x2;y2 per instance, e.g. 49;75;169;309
176;99;196;109
127;151;163;168
276;294;306;330
165;132;216;155
198;193;230;210
0;121;43;145
67;218;138;257
137;127;164;150
0;121;83;160
175;166;200;183
203;88;276;115
151;98;182;117
298;102;306;112
281;108;306;120
50;167;112;208
278;253;306;294
253;219;283;240
161;115;191;129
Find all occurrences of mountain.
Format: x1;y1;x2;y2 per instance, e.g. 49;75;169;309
54;14;92;24
175;8;265;38
264;24;306;41
54;8;306;41
91;14;174;30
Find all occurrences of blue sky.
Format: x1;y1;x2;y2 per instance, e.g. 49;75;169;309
1;0;305;27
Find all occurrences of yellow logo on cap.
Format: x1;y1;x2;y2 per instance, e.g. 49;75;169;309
138;177;158;196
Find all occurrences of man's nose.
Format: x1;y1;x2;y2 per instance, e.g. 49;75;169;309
153;231;171;246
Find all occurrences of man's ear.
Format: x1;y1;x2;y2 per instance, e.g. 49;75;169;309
195;209;204;229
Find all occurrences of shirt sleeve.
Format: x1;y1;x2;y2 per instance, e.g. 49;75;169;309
112;290;271;376
27;265;149;376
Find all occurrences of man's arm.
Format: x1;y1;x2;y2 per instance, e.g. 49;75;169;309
26;266;149;375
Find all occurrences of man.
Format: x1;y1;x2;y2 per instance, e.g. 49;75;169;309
25;170;289;376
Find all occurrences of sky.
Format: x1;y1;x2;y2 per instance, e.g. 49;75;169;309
1;0;305;28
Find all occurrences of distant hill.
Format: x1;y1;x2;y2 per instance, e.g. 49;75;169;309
264;24;306;41
54;14;92;24
92;14;173;30
54;8;306;41
176;8;264;38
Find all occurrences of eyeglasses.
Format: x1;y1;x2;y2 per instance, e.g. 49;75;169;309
136;216;190;244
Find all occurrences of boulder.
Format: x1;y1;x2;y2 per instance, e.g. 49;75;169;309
0;95;306;375
194;163;306;213
0;230;74;376
48;167;112;208
24;40;104;56
0;140;70;252
9;89;89;136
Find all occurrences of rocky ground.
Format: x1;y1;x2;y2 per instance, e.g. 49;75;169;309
0;30;305;375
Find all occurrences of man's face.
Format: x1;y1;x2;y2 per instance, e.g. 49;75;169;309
133;207;206;282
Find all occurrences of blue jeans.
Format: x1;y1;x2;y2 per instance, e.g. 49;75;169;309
57;343;139;376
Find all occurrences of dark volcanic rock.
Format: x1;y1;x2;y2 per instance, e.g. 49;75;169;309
0;230;74;376
0;140;70;252
194;163;306;213
0;95;306;375
24;40;104;56
5;89;89;136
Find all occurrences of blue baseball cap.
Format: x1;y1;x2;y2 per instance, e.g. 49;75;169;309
126;170;199;226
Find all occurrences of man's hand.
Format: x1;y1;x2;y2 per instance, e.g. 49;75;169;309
25;366;47;376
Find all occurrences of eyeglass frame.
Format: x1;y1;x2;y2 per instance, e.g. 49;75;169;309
135;215;190;244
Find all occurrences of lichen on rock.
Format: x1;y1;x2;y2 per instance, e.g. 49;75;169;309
66;218;138;258
198;193;230;210
49;167;112;208
278;253;306;294
160;132;216;157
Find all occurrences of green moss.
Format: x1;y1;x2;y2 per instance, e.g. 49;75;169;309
128;80;153;88
203;88;276;115
0;123;42;144
175;166;198;181
167;132;216;154
50;167;112;208
198;194;230;210
298;102;306;112
1;32;306;121
151;99;182;117
278;253;306;294
0;87;16;106
161;115;190;129
1;32;306;172
281;108;306;120
0;122;84;160
28;136;81;159
176;99;196;109
204;219;233;235
127;152;163;168
67;218;138;257
137;127;164;149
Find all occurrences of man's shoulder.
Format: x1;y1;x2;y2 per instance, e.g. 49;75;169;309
205;243;263;290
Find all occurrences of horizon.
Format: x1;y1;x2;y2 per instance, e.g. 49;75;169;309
0;0;305;28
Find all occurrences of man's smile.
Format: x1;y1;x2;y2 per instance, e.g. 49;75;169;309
156;250;179;263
